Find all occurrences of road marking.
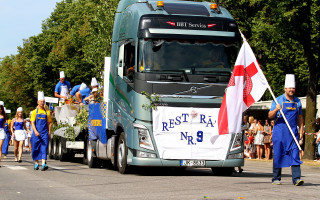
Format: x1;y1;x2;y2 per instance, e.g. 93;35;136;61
3;165;28;170
49;165;68;170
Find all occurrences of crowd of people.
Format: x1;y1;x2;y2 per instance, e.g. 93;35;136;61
54;71;102;106
0;102;34;168
243;117;274;160
0;71;101;169
243;115;320;162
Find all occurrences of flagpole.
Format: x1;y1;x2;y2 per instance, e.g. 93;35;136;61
238;29;301;151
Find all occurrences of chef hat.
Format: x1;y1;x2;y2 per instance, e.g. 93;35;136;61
17;107;23;112
60;71;65;79
0;101;4;106
91;77;98;87
284;74;295;88
38;91;45;101
80;83;87;91
92;88;98;93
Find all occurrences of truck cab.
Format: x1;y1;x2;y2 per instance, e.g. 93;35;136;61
51;0;244;175
103;0;243;174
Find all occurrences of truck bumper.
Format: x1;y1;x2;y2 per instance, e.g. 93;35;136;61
130;157;244;167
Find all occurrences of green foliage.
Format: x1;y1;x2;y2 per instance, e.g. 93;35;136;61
51;107;88;141
0;0;120;114
224;0;319;159
52;122;76;141
141;91;160;110
75;107;89;132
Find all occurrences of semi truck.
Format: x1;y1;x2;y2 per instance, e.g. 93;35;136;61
49;0;244;175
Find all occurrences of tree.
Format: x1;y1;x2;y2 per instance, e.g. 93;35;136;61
0;54;35;116
222;0;319;158
0;0;120;114
249;0;320;159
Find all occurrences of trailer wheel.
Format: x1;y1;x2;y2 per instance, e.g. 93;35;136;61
53;137;59;160
211;167;234;176
48;139;54;159
87;139;98;168
117;132;130;174
58;137;68;161
82;136;88;165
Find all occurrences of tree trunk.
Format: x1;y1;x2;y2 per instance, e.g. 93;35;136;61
304;54;318;160
305;95;316;160
301;0;317;160
303;51;317;160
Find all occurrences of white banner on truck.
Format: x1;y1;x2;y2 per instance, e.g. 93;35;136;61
153;106;231;160
45;97;59;104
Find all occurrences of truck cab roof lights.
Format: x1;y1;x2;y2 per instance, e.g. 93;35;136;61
157;1;164;8
210;3;221;14
210;3;218;9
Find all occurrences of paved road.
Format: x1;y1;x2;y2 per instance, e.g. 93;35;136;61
0;146;319;200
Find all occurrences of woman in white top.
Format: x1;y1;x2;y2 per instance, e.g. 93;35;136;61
254;120;264;159
11;107;27;162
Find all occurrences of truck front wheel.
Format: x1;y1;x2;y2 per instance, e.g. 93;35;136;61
117;132;130;174
87;139;98;168
48;139;54;159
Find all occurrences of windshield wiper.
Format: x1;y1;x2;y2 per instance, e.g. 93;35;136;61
193;68;231;74
147;70;189;82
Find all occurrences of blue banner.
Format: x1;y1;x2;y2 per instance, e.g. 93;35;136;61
88;103;107;144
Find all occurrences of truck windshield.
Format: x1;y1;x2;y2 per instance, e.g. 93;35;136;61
139;39;239;74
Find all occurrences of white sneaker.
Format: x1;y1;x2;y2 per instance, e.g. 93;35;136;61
272;180;282;185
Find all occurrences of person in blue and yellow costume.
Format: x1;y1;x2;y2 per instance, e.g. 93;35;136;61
30;91;53;171
0;101;7;167
2;119;11;159
11;107;27;162
268;74;304;186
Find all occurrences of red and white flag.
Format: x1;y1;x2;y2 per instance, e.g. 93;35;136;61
218;40;269;135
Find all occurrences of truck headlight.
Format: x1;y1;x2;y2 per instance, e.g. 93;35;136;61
134;123;155;151
136;150;157;158
227;152;244;159
230;132;243;152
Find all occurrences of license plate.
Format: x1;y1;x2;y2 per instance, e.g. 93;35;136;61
66;141;84;149
180;160;206;167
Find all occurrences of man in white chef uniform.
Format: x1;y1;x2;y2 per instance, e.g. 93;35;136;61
54;71;71;103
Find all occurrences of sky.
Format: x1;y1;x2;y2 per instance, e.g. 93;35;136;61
0;0;62;58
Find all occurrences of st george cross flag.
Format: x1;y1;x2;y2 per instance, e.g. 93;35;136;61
218;40;269;135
